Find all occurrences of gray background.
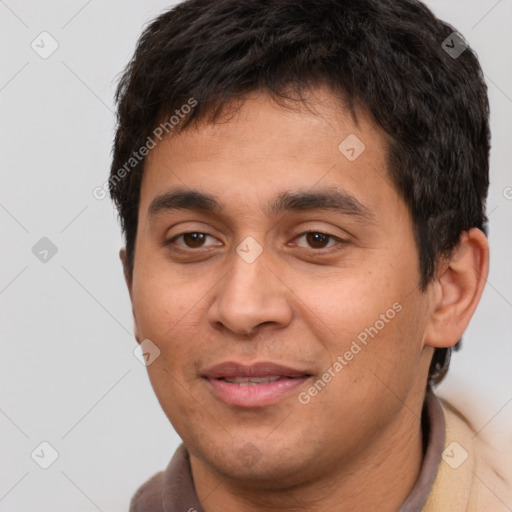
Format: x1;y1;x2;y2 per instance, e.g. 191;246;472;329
0;0;511;510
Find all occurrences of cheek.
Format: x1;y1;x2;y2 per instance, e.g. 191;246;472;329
134;287;204;429
299;270;427;386
355;295;428;394
131;273;206;393
289;270;400;344
132;263;201;335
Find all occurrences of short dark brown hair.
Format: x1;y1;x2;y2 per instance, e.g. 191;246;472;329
109;0;490;385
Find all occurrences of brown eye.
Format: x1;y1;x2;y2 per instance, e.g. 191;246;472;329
167;231;222;251
305;232;330;249
293;231;347;253
182;232;207;248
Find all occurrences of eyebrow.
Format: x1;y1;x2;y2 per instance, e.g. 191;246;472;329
148;187;374;220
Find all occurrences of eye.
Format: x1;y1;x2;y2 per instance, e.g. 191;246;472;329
294;231;343;250
169;232;220;249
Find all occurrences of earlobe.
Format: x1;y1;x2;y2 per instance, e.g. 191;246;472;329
424;228;489;349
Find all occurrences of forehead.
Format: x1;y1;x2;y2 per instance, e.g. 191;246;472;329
155;88;385;161
140;88;397;219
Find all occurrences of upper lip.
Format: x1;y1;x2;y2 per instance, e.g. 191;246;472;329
202;361;312;379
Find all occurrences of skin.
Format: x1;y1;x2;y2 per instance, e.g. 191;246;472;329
122;87;489;512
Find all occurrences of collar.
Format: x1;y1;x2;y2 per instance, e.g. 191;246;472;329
397;388;446;512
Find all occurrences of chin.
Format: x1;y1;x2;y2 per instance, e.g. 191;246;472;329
198;436;315;486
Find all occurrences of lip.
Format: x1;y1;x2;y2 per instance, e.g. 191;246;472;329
202;361;312;408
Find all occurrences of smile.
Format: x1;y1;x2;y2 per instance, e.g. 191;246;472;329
202;361;312;407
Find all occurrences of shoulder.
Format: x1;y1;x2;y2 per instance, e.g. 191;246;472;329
129;471;164;512
128;444;202;512
423;396;512;512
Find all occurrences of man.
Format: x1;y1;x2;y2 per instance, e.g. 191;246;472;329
109;0;510;510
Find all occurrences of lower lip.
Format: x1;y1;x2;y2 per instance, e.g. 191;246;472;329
205;377;311;407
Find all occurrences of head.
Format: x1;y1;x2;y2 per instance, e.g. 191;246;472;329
109;0;489;490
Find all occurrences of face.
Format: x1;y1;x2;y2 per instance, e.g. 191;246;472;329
126;88;434;486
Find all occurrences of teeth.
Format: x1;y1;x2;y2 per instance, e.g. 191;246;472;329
223;376;282;385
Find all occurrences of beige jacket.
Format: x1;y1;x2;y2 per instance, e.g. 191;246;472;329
422;399;511;511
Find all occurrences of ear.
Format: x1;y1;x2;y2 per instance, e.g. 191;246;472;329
119;248;132;296
120;248;141;344
424;228;489;349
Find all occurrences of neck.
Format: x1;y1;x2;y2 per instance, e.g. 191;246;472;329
190;395;426;512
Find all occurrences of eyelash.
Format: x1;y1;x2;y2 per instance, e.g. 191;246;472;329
167;231;346;253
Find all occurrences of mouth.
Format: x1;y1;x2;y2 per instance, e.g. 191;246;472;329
202;362;313;407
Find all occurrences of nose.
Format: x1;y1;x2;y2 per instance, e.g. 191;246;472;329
207;243;293;336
